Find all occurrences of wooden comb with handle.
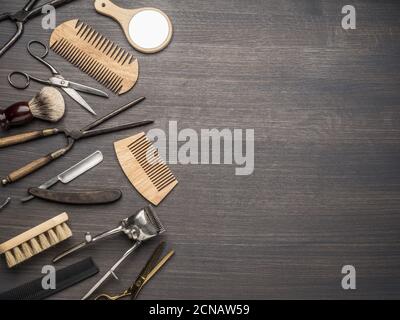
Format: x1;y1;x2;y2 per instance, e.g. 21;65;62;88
50;19;139;95
114;133;178;206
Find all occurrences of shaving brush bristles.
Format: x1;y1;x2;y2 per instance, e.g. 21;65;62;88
29;87;65;122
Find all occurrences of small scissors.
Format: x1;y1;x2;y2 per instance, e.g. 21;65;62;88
8;40;108;115
0;0;77;58
95;242;174;300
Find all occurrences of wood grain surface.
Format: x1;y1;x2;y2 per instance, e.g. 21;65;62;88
1;0;400;300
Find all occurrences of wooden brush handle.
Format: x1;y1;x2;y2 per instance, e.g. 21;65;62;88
1;147;67;185
0;101;33;131
0;213;69;253
0;129;59;148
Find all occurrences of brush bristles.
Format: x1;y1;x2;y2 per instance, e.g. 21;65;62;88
29;87;65;122
38;234;51;250
61;223;73;238
4;223;72;268
47;229;59;246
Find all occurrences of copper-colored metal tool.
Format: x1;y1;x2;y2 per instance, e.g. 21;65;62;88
95;242;174;300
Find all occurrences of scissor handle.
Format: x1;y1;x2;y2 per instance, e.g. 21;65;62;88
94;294;116;301
24;0;41;12
0;21;24;58
27;40;59;74
95;291;130;301
0;12;10;22
8;71;50;89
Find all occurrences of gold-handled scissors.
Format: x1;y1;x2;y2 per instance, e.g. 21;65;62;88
95;241;174;300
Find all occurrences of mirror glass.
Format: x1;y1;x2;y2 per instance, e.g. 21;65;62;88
129;10;171;51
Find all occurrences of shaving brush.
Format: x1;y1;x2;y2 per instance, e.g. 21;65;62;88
0;87;65;131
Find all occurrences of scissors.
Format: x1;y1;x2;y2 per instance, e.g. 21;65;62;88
0;197;11;211
0;0;77;58
95;242;174;300
0;97;153;185
8;40;108;115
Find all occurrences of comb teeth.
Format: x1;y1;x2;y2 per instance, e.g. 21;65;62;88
0;213;72;268
128;135;176;192
144;206;166;234
114;133;178;206
50;19;138;95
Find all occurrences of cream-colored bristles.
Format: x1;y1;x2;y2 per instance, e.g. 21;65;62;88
5;251;17;268
13;247;25;264
62;223;73;238
21;243;33;259
30;238;42;255
29;87;65;122
0;213;73;268
38;234;51;250
47;229;59;246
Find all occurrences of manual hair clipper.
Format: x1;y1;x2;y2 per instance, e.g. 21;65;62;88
53;206;165;263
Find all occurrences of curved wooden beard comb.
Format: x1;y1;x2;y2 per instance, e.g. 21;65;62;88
114;133;178;205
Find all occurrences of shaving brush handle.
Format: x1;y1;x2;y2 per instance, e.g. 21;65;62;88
0;102;33;131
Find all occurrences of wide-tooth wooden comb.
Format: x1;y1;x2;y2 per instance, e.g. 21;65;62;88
114;133;178;205
50;19;139;95
0;213;72;268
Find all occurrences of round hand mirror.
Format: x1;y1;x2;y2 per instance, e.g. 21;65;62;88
94;0;173;54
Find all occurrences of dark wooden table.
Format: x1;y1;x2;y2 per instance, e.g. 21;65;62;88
1;0;400;300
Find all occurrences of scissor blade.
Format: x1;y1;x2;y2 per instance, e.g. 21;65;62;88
67;81;108;98
128;242;166;297
81;97;146;132
143;250;175;286
79;121;154;140
62;87;97;115
142;242;167;278
130;245;174;300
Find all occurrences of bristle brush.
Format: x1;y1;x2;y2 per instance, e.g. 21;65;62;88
0;213;72;268
0;87;65;131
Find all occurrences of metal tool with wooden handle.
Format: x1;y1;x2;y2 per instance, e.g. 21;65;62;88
21;150;104;202
1;143;72;185
1;97;151;185
0;129;59;148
